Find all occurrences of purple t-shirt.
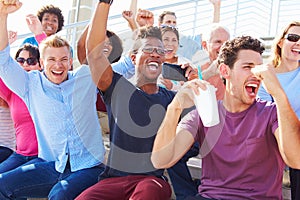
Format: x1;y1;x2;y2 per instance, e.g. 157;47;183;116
179;99;284;199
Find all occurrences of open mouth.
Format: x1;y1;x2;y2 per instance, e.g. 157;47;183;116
147;62;159;71
245;83;258;97
52;70;64;76
292;48;300;54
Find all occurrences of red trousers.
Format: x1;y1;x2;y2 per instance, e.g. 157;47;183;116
76;175;172;200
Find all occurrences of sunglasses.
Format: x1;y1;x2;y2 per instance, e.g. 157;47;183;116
284;33;300;42
142;46;166;56
16;57;38;66
160;24;178;30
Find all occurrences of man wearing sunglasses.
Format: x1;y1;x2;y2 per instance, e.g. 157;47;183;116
0;1;105;199
76;1;197;199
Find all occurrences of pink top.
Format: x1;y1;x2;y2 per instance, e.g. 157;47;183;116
0;79;38;156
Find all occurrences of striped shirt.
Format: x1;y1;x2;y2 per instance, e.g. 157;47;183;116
0;45;105;173
0;107;15;150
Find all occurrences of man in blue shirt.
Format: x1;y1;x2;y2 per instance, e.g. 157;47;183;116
0;1;105;199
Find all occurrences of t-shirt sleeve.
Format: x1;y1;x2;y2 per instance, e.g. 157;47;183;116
178;109;201;140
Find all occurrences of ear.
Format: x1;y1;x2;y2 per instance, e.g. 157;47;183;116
68;58;73;71
40;59;45;70
130;54;137;65
202;41;208;51
219;63;230;80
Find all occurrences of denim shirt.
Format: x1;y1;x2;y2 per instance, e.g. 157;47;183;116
0;45;105;173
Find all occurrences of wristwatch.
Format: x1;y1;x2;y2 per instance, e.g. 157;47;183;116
99;0;113;5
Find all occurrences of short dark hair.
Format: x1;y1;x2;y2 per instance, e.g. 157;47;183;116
217;35;265;69
15;43;40;67
131;26;162;54
37;5;64;33
158;11;176;24
106;30;123;63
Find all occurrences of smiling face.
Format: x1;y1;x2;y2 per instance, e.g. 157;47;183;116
222;49;263;108
162;30;179;61
41;13;59;36
204;27;230;61
278;26;300;63
103;36;113;58
40;46;72;84
132;37;165;85
17;50;41;71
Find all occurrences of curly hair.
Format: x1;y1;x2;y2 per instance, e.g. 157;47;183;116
217;35;265;69
15;43;40;67
37;5;64;33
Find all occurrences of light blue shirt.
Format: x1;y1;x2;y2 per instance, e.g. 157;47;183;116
0;45;105;173
112;55;135;79
257;67;300;118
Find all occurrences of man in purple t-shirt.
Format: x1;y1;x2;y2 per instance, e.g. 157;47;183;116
151;36;300;199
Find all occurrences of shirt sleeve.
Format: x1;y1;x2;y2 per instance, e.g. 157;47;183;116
178;109;201;140
0;45;29;99
112;56;135;79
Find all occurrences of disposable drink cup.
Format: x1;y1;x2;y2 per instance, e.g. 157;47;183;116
193;85;220;127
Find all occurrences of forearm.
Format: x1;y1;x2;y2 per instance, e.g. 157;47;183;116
212;2;221;23
0;14;8;51
152;99;188;169
86;2;112;91
77;25;89;65
274;90;300;168
128;0;138;30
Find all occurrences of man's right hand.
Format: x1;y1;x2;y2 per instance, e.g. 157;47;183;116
0;0;22;15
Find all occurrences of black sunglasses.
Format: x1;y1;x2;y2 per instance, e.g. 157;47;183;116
284;33;300;42
16;57;38;66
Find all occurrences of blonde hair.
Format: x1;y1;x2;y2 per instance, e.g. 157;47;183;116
39;35;71;59
271;21;300;67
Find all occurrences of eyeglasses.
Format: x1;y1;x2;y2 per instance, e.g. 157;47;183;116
284;33;300;42
16;57;38;65
142;46;166;56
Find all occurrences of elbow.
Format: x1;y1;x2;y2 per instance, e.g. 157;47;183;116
151;153;172;169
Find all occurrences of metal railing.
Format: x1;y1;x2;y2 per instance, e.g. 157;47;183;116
10;0;299;67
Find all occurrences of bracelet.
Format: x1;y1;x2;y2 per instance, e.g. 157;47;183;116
99;0;113;5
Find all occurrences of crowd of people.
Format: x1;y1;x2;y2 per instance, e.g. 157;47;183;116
0;0;299;200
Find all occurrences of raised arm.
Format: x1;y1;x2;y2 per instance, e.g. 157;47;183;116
151;79;207;168
209;0;221;23
86;1;113;91
252;65;300;168
77;24;89;65
122;0;138;31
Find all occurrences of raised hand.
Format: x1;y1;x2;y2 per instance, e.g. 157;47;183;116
209;0;221;6
0;0;22;14
135;8;154;27
25;14;43;35
8;30;17;44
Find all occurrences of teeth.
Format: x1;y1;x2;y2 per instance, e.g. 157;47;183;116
52;70;63;75
292;49;300;52
247;83;258;88
148;62;158;67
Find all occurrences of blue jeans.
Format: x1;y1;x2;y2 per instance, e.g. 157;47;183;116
0;146;13;163
167;142;200;200
0;158;105;200
0;152;37;173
